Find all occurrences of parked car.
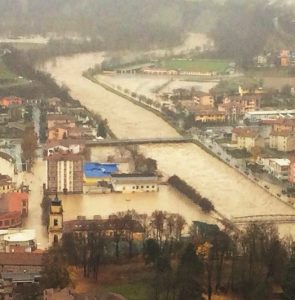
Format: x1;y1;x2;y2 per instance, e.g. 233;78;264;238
264;185;270;190
276;193;281;197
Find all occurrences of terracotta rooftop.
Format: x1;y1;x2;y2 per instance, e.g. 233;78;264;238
233;127;258;138
270;130;294;137
0;252;44;266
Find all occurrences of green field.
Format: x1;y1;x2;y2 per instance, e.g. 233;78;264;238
102;280;149;300
0;57;29;87
159;58;231;73
0;58;16;80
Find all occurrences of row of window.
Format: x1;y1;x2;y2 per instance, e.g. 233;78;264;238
0;217;21;228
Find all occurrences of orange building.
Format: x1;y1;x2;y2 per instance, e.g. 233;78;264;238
1;192;29;216
0;96;23;107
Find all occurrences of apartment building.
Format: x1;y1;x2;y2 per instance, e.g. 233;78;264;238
269;131;295;152
232;128;264;151
46;153;83;194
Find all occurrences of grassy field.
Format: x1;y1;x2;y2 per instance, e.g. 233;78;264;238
159;58;231;73
0;57;29;87
0;58;16;80
103;280;149;300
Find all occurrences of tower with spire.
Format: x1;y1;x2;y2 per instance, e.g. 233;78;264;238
48;194;63;246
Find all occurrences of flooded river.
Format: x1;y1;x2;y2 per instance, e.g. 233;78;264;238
40;52;295;242
43;53;178;139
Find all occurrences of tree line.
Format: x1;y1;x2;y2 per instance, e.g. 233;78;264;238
168;175;214;213
41;211;295;300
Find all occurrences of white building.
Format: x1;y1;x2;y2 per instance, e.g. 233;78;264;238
111;174;159;193
244;110;295;123
0;229;36;253
268;159;290;180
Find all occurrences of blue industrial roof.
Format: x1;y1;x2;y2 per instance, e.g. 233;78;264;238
84;162;118;178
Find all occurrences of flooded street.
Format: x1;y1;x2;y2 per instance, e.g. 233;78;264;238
41;52;295;239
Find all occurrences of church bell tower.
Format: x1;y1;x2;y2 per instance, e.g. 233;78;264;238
48;194;63;246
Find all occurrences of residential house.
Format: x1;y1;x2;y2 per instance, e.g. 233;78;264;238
47;114;76;130
0;252;44;281
238;85;264;96
47;126;69;141
46;152;84;194
268;159;290;180
0;97;23;108
271;118;295;133
232;128;265;151
218;101;245;122
269;131;295;152
195;108;226;123
111;173;159;193
193;91;214;107
67;127;95;140
45;139;86;157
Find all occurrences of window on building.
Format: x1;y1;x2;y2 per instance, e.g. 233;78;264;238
0;221;2;226
22;200;27;207
54;219;58;226
4;220;9;226
136;186;139;189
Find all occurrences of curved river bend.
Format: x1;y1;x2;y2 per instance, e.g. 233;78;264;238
42;53;295;238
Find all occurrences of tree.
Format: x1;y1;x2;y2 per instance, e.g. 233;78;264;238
176;243;204;300
283;253;295;300
41;245;70;289
144;238;161;265
97;119;107;138
21;126;38;171
151;210;166;245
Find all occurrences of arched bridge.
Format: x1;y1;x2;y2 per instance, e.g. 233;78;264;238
231;214;295;224
86;137;193;146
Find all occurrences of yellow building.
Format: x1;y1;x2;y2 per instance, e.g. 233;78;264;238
270;131;295;152
195;109;226;123
232;128;265;151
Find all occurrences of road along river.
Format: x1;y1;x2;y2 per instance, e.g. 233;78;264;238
43;52;295;238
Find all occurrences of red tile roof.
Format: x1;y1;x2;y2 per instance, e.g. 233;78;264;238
0;252;44;266
233;127;258;138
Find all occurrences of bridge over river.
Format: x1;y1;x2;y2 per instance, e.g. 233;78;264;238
86;137;192;146
232;214;295;224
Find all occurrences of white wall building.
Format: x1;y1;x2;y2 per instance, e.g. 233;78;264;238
111;174;159;193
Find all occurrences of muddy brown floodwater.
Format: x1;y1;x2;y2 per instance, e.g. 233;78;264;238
40;52;295;243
